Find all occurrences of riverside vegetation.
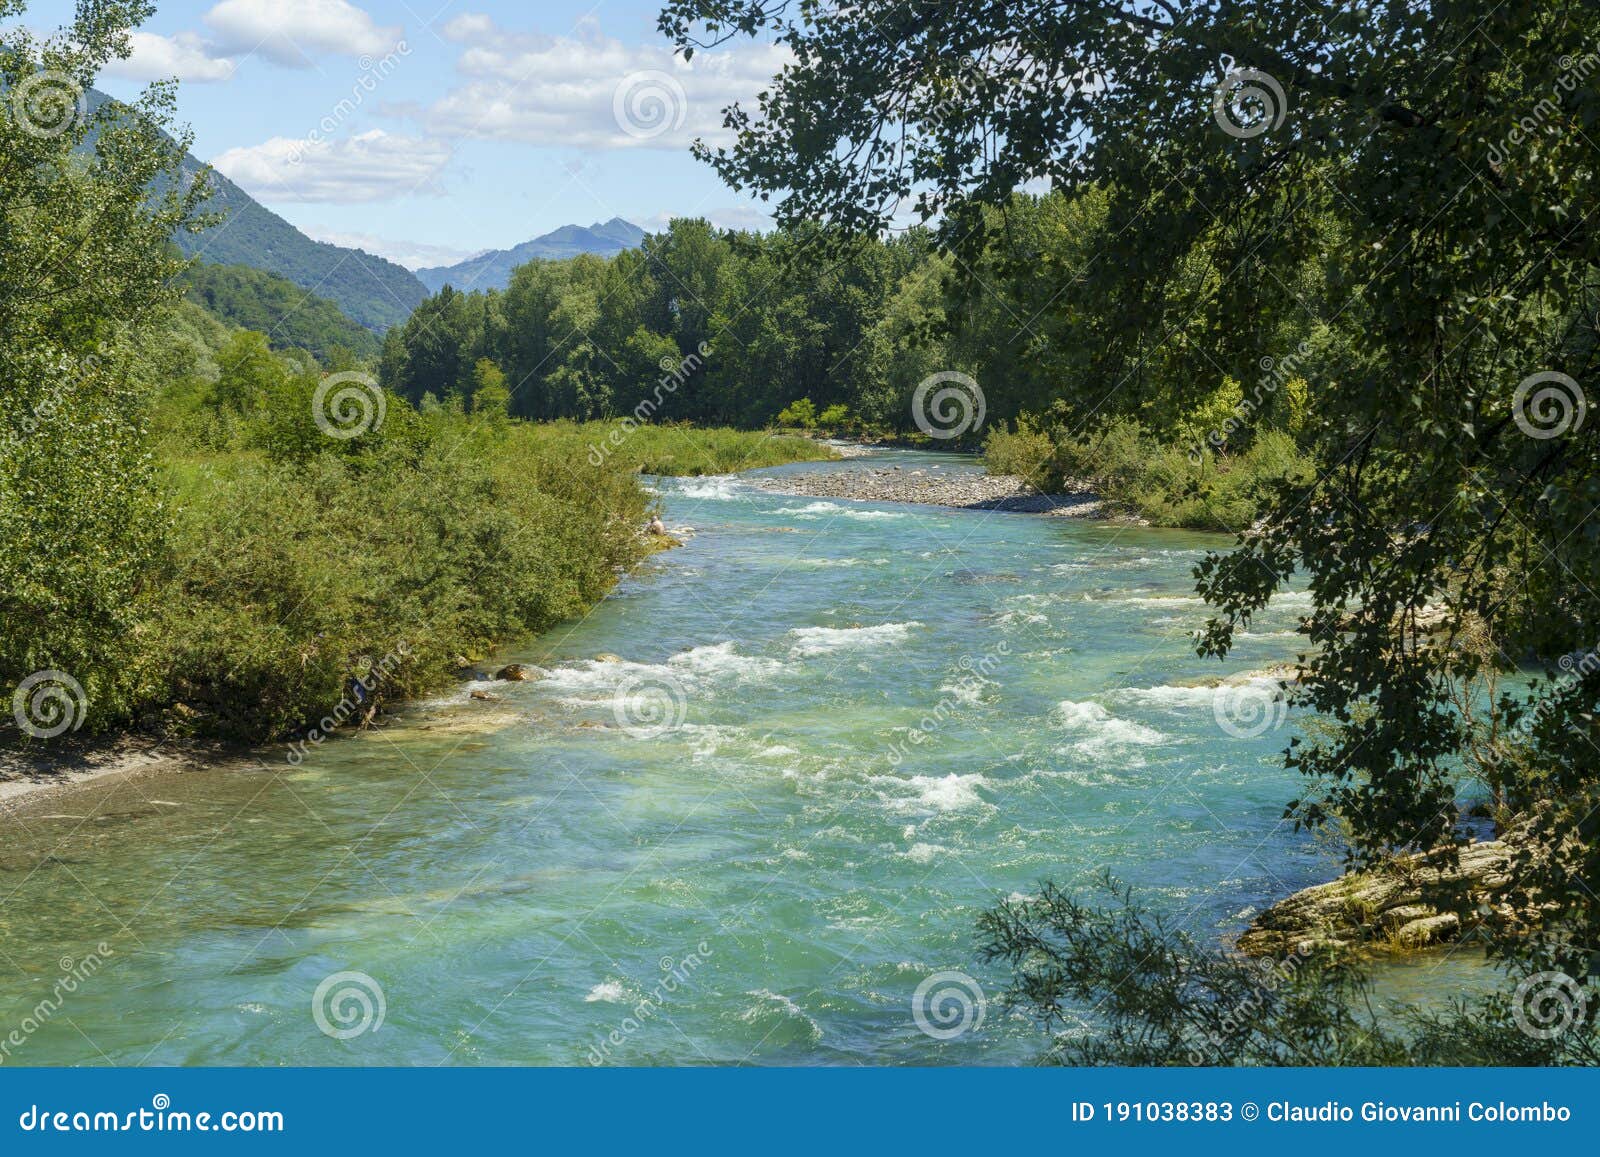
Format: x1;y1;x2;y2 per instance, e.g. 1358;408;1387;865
0;4;823;748
7;0;1600;1066
661;0;1600;1062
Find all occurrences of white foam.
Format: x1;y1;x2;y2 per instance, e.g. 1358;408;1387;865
675;475;742;500
541;642;781;694
1053;699;1169;752
774;501;907;521
788;621;920;657
585;981;627;1003
901;841;946;864
907;772;988;812
739;990;823;1042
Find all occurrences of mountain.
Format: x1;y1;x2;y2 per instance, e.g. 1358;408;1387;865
84;90;428;332
415;218;647;293
170;157;428;332
179;263;382;361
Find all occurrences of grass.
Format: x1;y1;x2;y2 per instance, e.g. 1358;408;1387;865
535;420;839;475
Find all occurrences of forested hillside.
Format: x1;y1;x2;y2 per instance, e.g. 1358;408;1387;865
179;262;381;360
83;89;431;331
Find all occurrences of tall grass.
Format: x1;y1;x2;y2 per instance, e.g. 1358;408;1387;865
540;420;837;475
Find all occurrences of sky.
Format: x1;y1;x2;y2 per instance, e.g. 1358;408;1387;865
18;0;786;268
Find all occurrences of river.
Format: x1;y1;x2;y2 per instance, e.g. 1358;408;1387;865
0;449;1474;1065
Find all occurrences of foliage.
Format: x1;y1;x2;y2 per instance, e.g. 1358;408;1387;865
179;262;380;361
978;878;1599;1066
660;0;1600;980
1;0;209;726
775;398;817;428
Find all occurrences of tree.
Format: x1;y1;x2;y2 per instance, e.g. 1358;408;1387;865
659;0;1600;983
2;0;209;731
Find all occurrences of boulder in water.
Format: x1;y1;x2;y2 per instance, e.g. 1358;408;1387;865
495;664;539;682
594;653;624;663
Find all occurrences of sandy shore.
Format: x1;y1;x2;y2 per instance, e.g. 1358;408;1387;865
0;735;258;813
751;465;1113;517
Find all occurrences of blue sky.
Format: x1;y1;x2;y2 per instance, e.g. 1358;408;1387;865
19;0;783;268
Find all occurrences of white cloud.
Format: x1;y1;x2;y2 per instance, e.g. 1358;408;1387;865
204;0;402;68
423;13;789;150
298;226;483;270
640;206;773;234
104;31;237;83
212;129;451;203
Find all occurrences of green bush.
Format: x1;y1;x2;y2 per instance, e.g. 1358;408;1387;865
775;398;818;428
985;413;1312;531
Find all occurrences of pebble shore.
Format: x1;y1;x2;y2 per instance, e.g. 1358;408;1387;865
751;465;1109;517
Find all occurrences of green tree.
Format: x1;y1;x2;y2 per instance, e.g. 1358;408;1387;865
2;0;209;732
660;0;1600;985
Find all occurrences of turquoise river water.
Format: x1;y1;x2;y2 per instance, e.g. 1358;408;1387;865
0;449;1481;1065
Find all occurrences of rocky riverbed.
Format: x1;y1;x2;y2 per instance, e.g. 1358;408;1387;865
751;465;1112;518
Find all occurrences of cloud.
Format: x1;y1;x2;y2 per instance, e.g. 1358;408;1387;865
103;31;237;83
640;206;774;234
204;0;402;68
422;13;789;150
297;226;484;270
212;129;451;203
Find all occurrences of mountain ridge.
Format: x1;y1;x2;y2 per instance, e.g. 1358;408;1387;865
415;218;647;293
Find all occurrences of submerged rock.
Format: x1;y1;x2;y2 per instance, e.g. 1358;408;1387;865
593;653;623;663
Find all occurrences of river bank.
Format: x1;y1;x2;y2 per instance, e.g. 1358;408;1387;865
0;449;1335;1064
750;462;1115;518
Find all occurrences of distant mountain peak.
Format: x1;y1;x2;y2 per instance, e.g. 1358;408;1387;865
415;219;647;294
